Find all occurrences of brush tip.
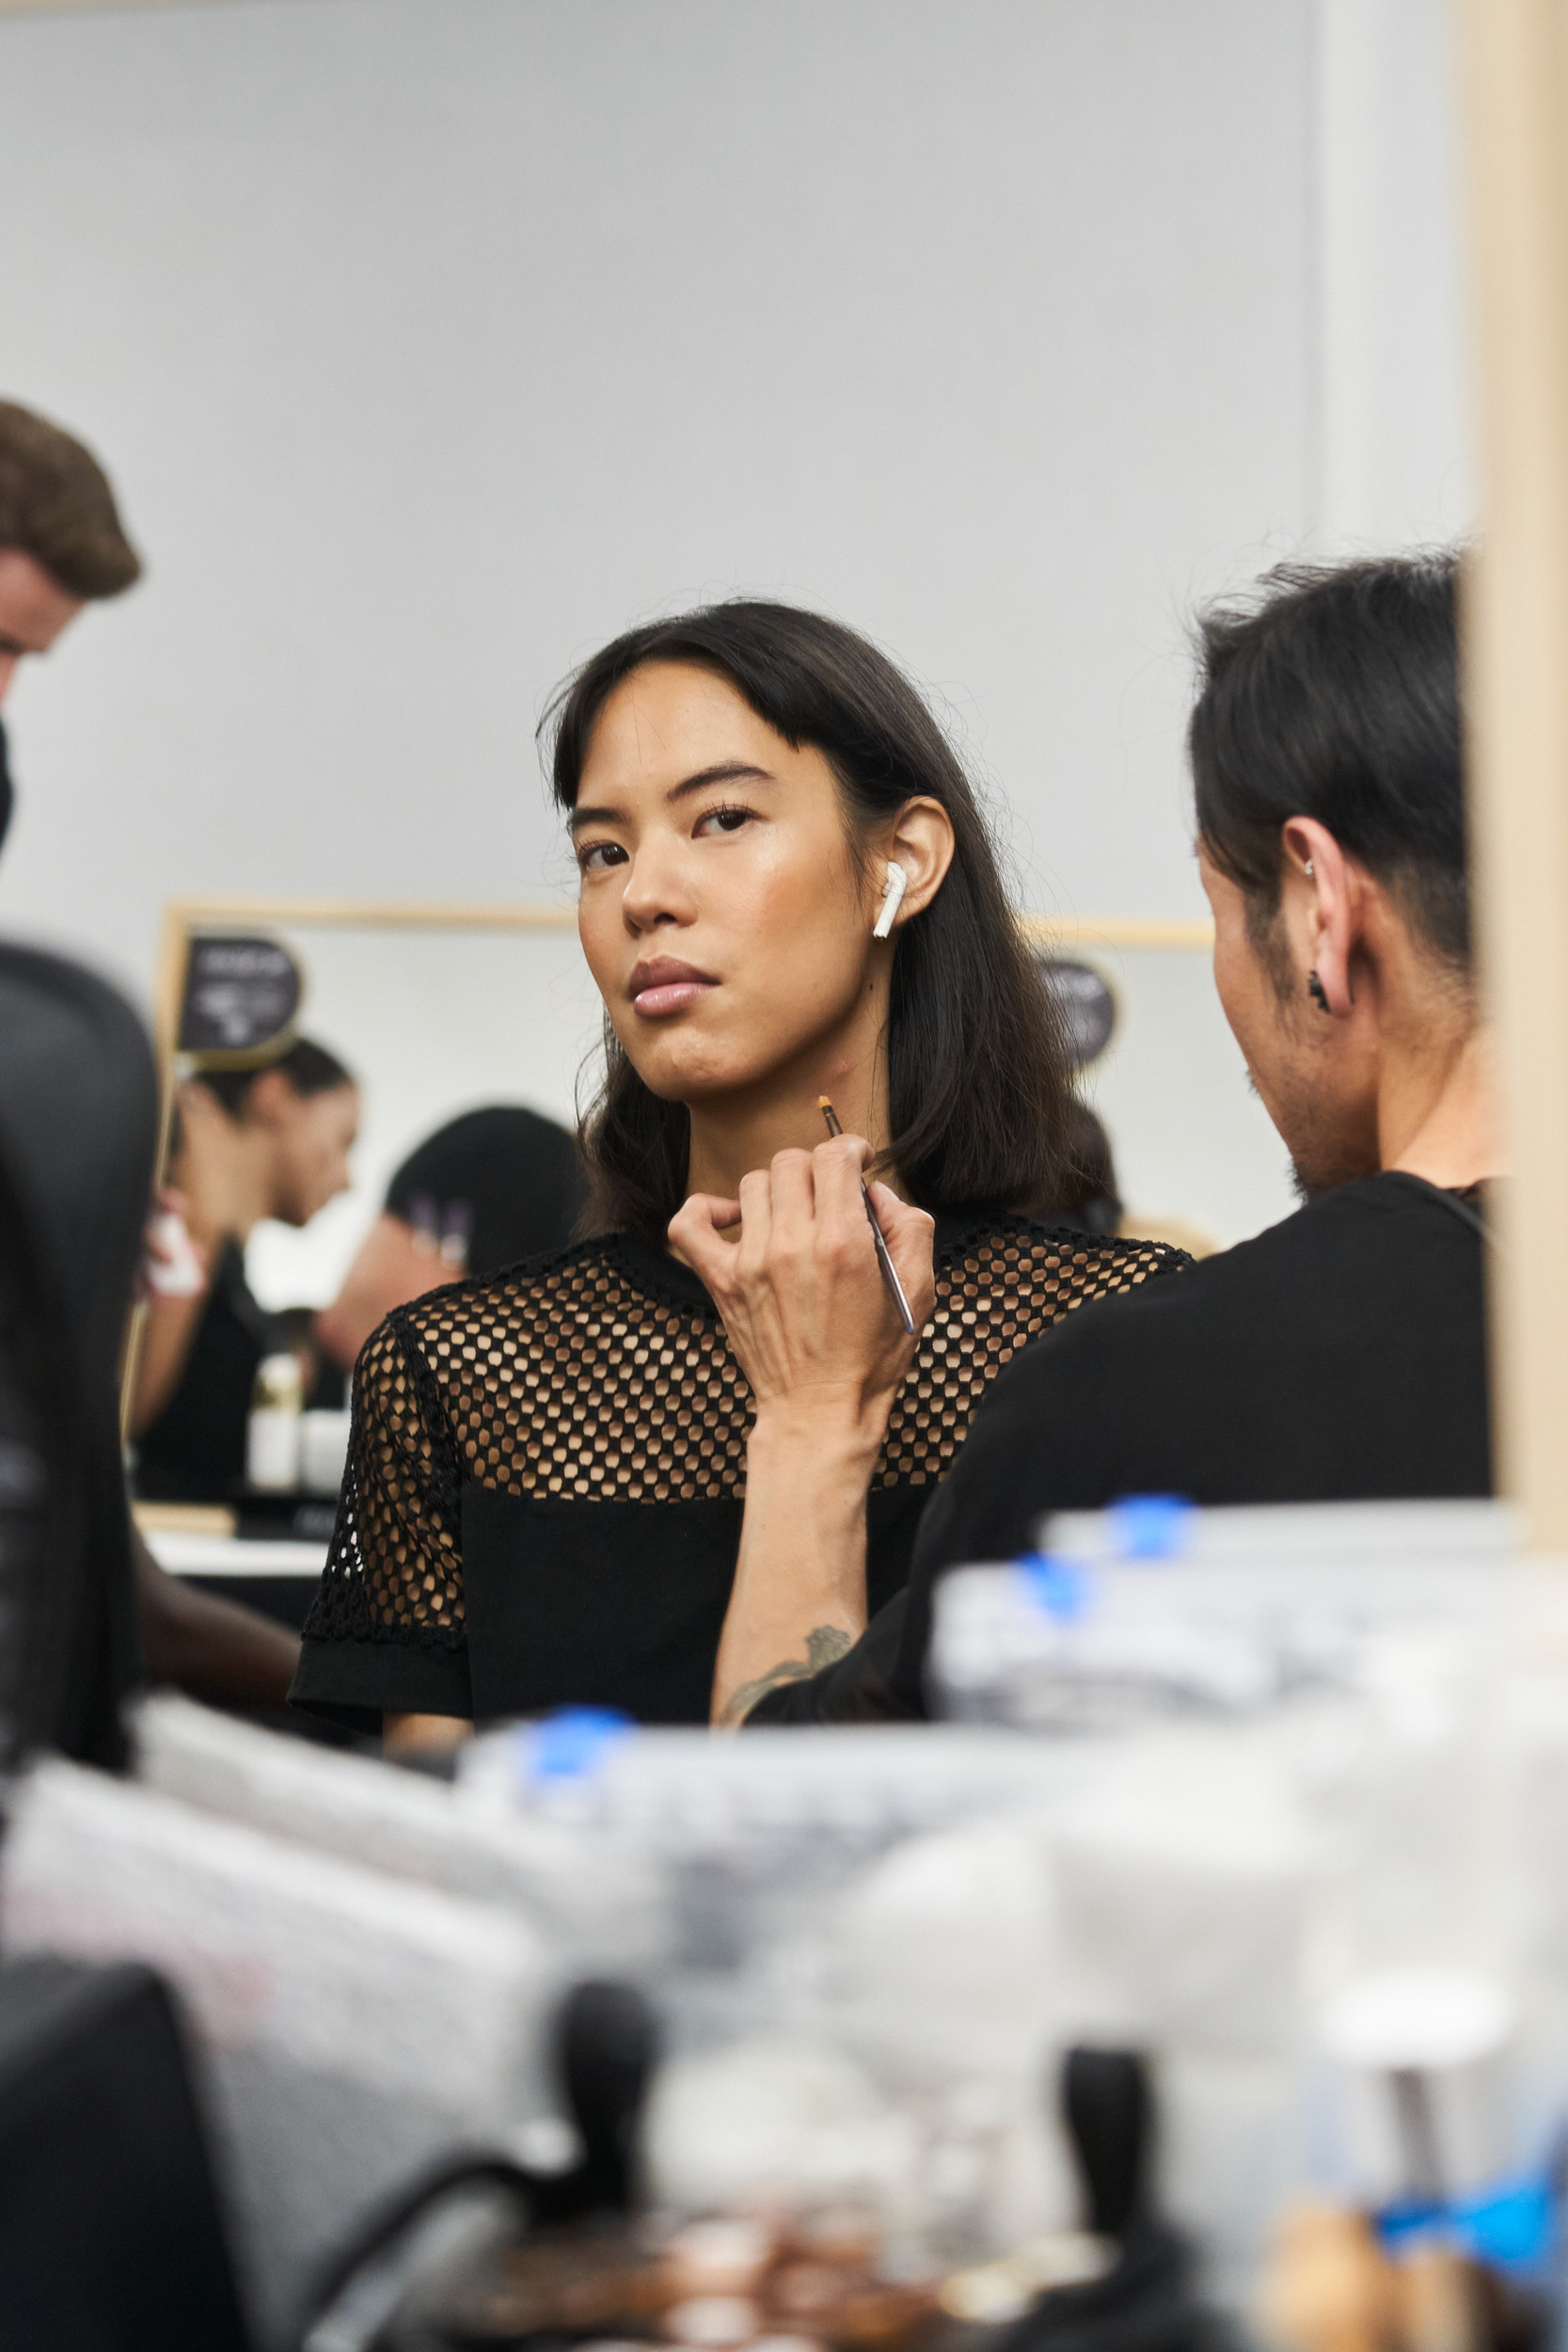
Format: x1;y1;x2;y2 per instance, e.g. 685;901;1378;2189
818;1095;833;1108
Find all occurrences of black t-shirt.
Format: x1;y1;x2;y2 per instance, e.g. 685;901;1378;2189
384;1105;585;1279
134;1239;287;1503
751;1171;1493;1724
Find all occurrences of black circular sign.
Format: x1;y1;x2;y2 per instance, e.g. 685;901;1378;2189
178;935;302;1063
1039;956;1117;1071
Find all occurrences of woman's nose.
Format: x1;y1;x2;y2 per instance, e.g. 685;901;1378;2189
619;841;694;932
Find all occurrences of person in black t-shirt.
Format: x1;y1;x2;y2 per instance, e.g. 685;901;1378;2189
695;550;1501;1724
315;1104;585;1378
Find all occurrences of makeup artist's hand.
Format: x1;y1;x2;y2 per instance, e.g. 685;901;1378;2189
675;1136;935;1728
669;1134;935;1444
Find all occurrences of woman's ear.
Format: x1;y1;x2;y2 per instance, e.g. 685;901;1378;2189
879;798;956;930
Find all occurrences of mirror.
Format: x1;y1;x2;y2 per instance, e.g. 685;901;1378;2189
128;898;1294;1525
152;901;601;1316
1028;917;1296;1255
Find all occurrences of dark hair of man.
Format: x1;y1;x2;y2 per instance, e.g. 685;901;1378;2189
0;400;142;600
194;1037;355;1120
1190;551;1466;976
542;601;1075;1240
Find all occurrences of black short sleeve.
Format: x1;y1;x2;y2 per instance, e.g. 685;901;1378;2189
291;1312;473;1731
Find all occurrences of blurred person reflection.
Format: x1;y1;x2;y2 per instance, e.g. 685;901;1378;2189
133;1039;359;1502
1034;1097;1122;1234
317;1104;586;1376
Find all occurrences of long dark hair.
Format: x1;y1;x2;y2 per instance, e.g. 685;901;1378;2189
541;601;1073;1239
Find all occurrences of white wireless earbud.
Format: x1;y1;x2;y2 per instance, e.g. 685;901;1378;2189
872;861;909;940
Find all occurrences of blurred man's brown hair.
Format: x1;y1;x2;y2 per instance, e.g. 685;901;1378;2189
0;401;141;599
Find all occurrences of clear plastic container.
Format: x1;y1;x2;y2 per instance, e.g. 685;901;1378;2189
929;1498;1515;1730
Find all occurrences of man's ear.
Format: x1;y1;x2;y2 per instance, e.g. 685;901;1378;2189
880;798;957;929
1280;816;1356;1015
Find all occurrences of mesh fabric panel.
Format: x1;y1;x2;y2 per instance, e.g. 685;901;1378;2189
304;1216;1180;1650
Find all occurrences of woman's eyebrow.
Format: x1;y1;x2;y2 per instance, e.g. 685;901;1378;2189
667;761;775;803
569;762;775;831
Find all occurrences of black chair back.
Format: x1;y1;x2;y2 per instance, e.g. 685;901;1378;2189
0;943;157;1770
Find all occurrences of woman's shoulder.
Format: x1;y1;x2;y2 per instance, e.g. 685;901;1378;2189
933;1204;1192;1302
386;1228;716;1354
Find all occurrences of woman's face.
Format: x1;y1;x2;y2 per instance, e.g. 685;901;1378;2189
573;661;881;1106
267;1081;360;1228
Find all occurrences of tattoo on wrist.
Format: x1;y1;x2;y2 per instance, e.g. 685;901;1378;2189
721;1624;853;1727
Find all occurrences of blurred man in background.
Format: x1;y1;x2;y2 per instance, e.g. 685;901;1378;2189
0;398;141;829
0;395;303;1714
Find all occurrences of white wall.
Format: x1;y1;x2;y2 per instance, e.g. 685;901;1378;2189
0;0;1317;993
0;0;1472;1245
1314;0;1474;548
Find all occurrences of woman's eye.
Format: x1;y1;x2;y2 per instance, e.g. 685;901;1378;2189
694;805;755;837
578;840;627;873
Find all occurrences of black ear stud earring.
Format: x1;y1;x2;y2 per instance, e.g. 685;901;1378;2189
1307;970;1330;1011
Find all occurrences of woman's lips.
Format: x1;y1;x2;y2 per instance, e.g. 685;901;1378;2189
628;960;719;1018
634;978;715;1016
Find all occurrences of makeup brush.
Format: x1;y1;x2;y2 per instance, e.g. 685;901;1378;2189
819;1098;917;1335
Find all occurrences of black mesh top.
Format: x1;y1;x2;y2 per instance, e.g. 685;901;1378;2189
290;1208;1187;1730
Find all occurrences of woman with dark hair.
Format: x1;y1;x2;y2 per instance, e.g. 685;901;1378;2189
133;1037;359;1502
292;604;1184;1740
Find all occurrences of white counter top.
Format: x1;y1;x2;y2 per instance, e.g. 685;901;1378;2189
143;1529;328;1580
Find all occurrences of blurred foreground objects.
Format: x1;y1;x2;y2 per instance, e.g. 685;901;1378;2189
0;1955;248;2350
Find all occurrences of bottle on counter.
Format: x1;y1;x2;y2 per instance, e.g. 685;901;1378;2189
246;1351;304;1492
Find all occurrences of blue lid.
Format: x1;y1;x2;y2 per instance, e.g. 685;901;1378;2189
1457;2176;1556;2270
1109;1494;1195;1560
516;1706;637;1785
1020;1551;1089;1621
1376;2175;1556;2273
1375;2198;1448;2250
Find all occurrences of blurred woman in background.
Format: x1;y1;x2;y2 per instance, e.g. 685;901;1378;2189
133;1037;358;1502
